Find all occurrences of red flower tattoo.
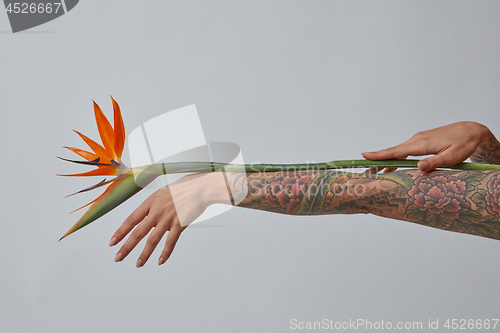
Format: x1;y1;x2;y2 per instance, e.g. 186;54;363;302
486;174;500;216
408;174;470;219
266;172;312;213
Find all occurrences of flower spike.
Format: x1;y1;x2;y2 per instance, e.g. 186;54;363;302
59;98;155;240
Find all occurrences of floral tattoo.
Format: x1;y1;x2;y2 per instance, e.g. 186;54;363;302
408;174;469;219
231;168;500;240
266;172;312;214
486;174;500;217
471;173;500;221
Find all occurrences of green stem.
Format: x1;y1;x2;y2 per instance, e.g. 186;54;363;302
61;159;500;239
135;159;500;175
326;159;500;170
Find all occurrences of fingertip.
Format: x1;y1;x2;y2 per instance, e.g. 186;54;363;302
114;253;123;262
109;237;117;247
383;167;397;173
364;167;380;175
136;258;144;268
361;152;373;158
418;160;430;172
160;252;171;264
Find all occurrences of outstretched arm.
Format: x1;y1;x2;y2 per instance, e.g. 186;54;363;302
110;167;500;267
109;121;500;267
228;169;500;238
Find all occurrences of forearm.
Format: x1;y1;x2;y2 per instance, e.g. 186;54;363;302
214;169;500;240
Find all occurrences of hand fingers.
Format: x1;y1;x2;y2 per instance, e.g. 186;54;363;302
158;225;185;266
114;213;159;262
362;152;409;174
362;144;411;160
110;200;150;246
362;137;435;161
136;217;172;267
363;167;399;175
363;167;381;175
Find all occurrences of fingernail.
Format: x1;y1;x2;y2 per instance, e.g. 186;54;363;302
109;237;117;247
114;253;123;262
361;152;369;156
418;160;429;171
136;259;144;268
158;257;165;265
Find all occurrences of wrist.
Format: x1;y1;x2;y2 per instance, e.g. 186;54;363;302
468;121;491;146
199;172;233;206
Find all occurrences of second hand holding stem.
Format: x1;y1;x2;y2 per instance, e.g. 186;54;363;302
361;121;493;173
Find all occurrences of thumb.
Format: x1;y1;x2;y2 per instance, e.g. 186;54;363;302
418;151;453;172
418;144;476;172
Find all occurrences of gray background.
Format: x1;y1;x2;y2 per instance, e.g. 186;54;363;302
1;1;500;332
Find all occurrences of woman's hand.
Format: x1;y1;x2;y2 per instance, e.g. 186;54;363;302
362;121;493;173
109;172;228;267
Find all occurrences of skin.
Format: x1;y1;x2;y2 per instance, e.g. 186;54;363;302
362;121;496;173
109;121;500;267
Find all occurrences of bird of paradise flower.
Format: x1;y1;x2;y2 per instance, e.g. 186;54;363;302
58;97;133;239
59;98;500;240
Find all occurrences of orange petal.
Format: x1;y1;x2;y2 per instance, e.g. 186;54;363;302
57;165;118;177
93;101;116;159
111;96;125;160
74;130;114;162
63;146;98;161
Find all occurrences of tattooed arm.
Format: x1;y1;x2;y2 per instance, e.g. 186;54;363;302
110;122;500;267
110;168;500;267
226;169;500;240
